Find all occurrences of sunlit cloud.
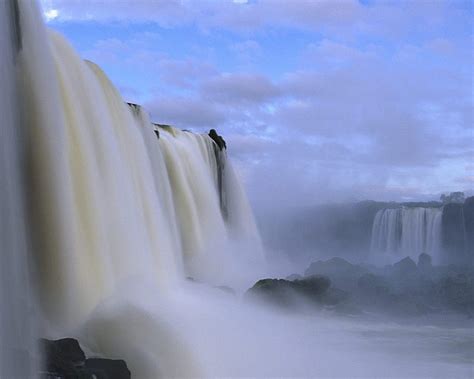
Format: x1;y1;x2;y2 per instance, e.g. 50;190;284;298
43;8;59;22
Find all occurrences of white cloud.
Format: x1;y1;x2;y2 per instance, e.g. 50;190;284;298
44;8;59;21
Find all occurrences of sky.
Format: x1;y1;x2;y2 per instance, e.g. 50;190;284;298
39;0;473;208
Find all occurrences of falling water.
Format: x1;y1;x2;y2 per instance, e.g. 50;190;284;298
0;1;37;377
0;1;264;376
370;207;443;262
2;3;473;378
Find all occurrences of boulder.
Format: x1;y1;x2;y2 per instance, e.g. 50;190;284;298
39;338;86;377
39;338;131;379
246;276;332;308
208;129;226;150
392;257;417;276
85;358;131;379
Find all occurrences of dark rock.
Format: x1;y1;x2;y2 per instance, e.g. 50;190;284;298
126;102;141;116
392;257;417;276
246;275;332;309
39;338;131;379
85;358;130;379
40;338;86;377
208;129;226;150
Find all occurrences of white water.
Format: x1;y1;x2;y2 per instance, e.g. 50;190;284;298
371;207;443;263
13;1;264;376
0;1;36;377
1;2;472;378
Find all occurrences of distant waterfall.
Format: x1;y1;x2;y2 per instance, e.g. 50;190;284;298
370;207;443;262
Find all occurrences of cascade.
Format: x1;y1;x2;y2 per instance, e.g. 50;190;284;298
370;207;443;262
0;1;36;377
0;1;263;377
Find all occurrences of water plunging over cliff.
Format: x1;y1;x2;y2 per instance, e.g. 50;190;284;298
370;207;443;263
0;1;263;376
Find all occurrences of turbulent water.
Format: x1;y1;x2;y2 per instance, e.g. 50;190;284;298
370;207;443;263
1;2;472;378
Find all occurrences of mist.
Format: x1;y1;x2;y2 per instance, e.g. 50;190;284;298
0;1;472;378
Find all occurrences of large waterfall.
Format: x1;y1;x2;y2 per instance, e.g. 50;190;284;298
0;1;36;377
370;207;443;263
1;1;262;377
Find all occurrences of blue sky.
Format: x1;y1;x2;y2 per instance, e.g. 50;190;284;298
40;0;473;207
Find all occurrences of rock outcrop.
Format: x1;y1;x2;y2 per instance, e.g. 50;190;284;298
251;256;474;318
246;275;334;309
208;129;226;150
39;338;131;379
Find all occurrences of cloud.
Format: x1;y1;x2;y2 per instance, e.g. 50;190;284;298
42;0;473;205
158;58;217;89
145;96;225;128
230;40;262;64
201;73;280;105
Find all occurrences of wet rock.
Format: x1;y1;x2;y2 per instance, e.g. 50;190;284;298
40;338;86;377
208;129;226;150
39;338;131;379
85;358;130;379
246;275;332;308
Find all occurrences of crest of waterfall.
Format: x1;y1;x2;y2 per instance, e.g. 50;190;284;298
370;207;443;263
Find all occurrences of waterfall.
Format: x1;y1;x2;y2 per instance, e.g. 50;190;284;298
0;1;36;377
370;207;443;263
0;1;263;377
